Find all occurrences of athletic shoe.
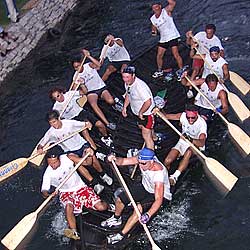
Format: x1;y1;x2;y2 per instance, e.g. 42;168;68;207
96;152;106;161
108;203;116;212
101;136;113;147
101;215;122;228
107;123;117;130
107;233;124;244
176;65;189;81
152;70;164;78
112;103;123;112
94;183;105;194
64;229;80;240
169;175;177;186
101;173;113;186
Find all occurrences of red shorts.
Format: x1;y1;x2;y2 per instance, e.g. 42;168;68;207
137;114;155;129
192;58;204;69
59;186;101;214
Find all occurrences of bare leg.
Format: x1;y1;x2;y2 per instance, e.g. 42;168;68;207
65;203;77;229
95;120;108;136
140;126;154;150
101;89;115;105
114;197;125;217
121;204;143;235
164;148;180;170
102;64;117;82
177;148;192;173
81;129;97;150
94;200;108;211
87;93;110;125
92;155;103;173
171;46;183;69
156;46;166;71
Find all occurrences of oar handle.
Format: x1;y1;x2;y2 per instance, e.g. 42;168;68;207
36;153;90;214
111;160;161;249
99;39;112;62
155;110;206;159
184;76;228;125
29;126;89;161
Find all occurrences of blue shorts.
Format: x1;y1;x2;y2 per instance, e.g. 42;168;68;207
88;86;107;98
66;143;90;157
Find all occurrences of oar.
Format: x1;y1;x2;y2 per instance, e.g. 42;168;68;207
130;142;145;179
0;127;88;183
185;76;250;156
192;44;250;122
111;160;161;250
191;35;250;95
155;110;238;196
229;71;250;95
1;153;90;250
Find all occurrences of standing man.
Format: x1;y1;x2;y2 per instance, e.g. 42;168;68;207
101;148;172;244
37;110;113;194
41;147;109;240
186;24;224;80
150;1;183;78
163;104;207;185
121;66;155;150
100;34;131;82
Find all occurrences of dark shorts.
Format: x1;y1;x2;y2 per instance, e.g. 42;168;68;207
196;105;215;122
158;38;179;49
137;114;155;129
118;182;155;206
110;60;131;70
66;143;90;157
88;86;107;98
74;110;99;125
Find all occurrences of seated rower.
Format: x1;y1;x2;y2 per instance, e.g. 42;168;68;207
37;110;113;194
101;148;172;245
181;73;229;121
71;49;123;130
100;34;131;82
41;147;109;240
49;86;113;147
163;104;207;185
0;26;17;57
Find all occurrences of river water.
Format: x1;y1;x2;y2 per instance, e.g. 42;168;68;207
0;0;250;249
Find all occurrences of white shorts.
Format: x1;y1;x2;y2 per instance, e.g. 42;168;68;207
173;138;190;156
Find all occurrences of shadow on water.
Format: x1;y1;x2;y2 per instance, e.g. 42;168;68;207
0;0;250;250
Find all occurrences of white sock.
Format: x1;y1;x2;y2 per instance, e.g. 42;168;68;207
172;170;181;180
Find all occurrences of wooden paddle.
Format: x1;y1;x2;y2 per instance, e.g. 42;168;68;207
155;110;238;196
191;35;250;95
130;142;145;179
111;160;161;250
192;46;250;122
1;153;90;250
229;71;250;95
185;76;250;156
0;127;88;183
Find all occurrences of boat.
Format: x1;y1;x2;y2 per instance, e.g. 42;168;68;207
69;41;197;250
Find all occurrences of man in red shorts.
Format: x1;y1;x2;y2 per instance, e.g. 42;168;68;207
41;147;109;240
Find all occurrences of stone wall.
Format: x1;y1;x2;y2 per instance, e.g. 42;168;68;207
0;0;78;83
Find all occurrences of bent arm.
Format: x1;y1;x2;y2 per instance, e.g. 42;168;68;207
114;38;124;47
222;64;230;81
139;98;152;117
192;133;206;148
165;0;176;14
218;90;229;115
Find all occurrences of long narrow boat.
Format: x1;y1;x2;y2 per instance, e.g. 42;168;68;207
69;41;199;249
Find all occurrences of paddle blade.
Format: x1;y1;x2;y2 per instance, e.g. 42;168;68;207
29;146;45;166
76;95;87;108
228;92;250;122
227;123;250;156
204;157;238;196
0;158;28;183
229;71;250;95
1;212;37;250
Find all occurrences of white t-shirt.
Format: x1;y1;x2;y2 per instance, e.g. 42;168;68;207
194;31;223;55
73;63;106;92
125;77;155;116
41;154;86;193
101;39;131;62
150;8;180;43
39;120;87;152
53;91;82;119
202;54;228;79
140;156;172;201
195;82;224;109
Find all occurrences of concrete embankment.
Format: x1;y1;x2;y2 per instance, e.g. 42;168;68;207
0;0;78;84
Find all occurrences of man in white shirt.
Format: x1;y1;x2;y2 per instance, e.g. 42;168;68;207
41;147;108;240
100;34;131;82
150;1;183;78
186;24;224;80
37;110;113;194
121;66;155;150
101;148;172;244
163;104;207;185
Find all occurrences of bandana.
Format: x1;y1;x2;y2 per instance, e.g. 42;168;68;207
185;110;198;117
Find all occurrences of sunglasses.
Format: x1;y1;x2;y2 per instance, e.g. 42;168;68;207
186;115;197;120
138;161;148;165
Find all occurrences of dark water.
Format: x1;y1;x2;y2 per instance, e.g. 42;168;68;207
0;0;250;249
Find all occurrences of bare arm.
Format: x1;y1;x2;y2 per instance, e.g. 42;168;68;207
192;133;206;148
114;38;124;47
222;64;230;81
138;98;152;119
122;94;130;117
151;25;158;36
165;0;176;14
164;113;182;120
107;154;138;166
218;90;229;115
82;49;101;69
